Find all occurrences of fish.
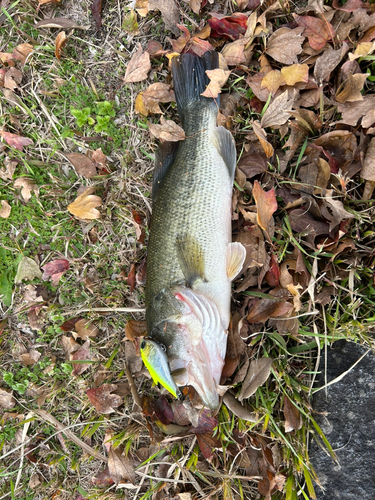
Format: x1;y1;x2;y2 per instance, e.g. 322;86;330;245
140;338;179;398
145;51;246;410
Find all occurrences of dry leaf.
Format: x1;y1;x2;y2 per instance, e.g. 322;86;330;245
65;153;97;178
223;392;257;422
124;320;146;341
253;180;277;232
0;130;33;151
135;82;175;116
108;447;135;484
15;256;42;283
284;396;302;432
4;67;22;90
14;178;39;203
42;259;69;286
281;64;309;86
74;318;99;340
238;357;274;401
148;0;179;36
261;91;294;129
252;121;274;158
35;18;90;29
362;137;375;182
336;96;375;128
124;45;151;84
247;298;293;323
336;73;367;103
12;43;33;65
201;68;231;98
87;384;123;414
0;200;11;218
148;116;185;142
71;340;91;376
266;27;305;65
261;70;284;94
68;187;102;220
349;42;375;61
55;32;67;60
221;38;251;66
19;350;41;366
61;335;80;357
92;0;103;28
0;388;15;409
293;14;335;50
314;44;347;85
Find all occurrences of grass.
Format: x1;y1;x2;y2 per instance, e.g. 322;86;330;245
1;0;375;499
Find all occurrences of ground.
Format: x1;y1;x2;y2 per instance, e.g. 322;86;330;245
1;0;375;499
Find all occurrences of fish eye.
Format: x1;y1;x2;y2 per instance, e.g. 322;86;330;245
140;340;146;350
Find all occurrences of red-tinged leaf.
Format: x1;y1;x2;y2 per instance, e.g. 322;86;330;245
247;298;293;324
147;40;169;56
142;395;156;418
87;384;123;414
332;0;364;10
136;258;147;285
208;12;248;40
92;467;115;487
293;14;335;50
253;181;278;232
169;24;191;53
196;432;221;462
265;254;280;287
108;447;135;484
284;395;302;433
188;37;214;57
190;411;218;435
127;263;136;293
91;0;102;28
132;210;145;243
0;130;33;151
71;340;91;376
60;317;84;332
41;259;69;286
154;396;174;425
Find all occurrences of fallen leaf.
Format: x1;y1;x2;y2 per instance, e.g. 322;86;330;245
74;318;99;340
148;116;185;142
92;467;115;487
0;388;15;409
314;44;347;85
208;12;249;40
60;317;84;332
127;263;136;293
171;401;191;426
261;90;294;128
135;82;175;116
0;130;33;151
333;0;365;10
87;384;123;414
261;70;284;94
11;43;33;65
122;8;139;36
253;181;277;232
68;187;102;220
148;0;179;36
336;73;368;103
336;96;375;128
361;137;375;199
15;256;42;283
284;396;302;432
266;27;305;65
124;45;151;84
41;259;69;286
201;68;231;98
19;349;41;366
190;411;218;434
4;67;22;90
288;208;331;249
154;395;174;425
91;0;103;28
71;340;91;376
252;121;274;158
294;14;335;50
221;38;251;66
348;41;375;61
281;64;309;86
61;335;80;357
124;320;146;341
238;357;274;401
196;432;221;462
0;200;11;218
55;32;67;60
223;392;257;422
92;148;107;170
190;0;202;14
65;153;97;178
247;298;293;323
35;18;90;29
108;447;135;484
14;178;39;203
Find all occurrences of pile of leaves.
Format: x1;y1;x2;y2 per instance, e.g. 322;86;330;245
1;0;375;499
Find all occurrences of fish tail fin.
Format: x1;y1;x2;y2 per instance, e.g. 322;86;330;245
171;51;219;125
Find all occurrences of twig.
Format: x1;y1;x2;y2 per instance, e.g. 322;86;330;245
124;358;142;410
61;306;145;316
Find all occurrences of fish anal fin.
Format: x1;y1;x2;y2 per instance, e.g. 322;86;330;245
153;141;179;200
213;126;236;182
226;242;246;281
176;234;206;288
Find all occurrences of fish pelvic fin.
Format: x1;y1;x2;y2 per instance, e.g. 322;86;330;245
176;233;206;288
226;242;246;281
212;126;237;183
171;52;219;126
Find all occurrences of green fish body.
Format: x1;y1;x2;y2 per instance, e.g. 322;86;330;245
145;52;245;409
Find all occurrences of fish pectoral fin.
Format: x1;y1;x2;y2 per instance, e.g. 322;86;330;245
213;126;236;183
226;242;246;281
176;234;206;288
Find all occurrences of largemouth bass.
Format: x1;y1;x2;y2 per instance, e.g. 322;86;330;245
145;52;245;410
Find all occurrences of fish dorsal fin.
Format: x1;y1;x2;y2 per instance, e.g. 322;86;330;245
226;242;246;281
213;126;236;183
153;142;179;200
176;234;206;288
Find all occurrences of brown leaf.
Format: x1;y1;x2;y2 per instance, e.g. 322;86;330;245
4;67;22;90
0;388;15;409
12;43;33;65
288;208;330;249
108;447;135;484
247;298;293;323
336;96;375;128
71;340;91;376
362;137;375;182
266;27;305;64
293;14;335;50
190;0;202;15
221;38;250;66
252;121;274;158
74;318;99;340
42;259;69;286
14;178;39;203
124;320;146;341
124;45;151;84
314;44;347;85
284;396;302;433
261;70;284;94
148;0;179;36
61;335;80;357
0;130;33;151
261;90;294;128
65;153;97;178
148;116;185;142
196;433;221;462
281;64;309;86
68;187;102;220
190;411;218;435
349;41;375;61
201;68;231;98
35;18;89;29
87;384;123;414
253;180;277;232
238;357;274;401
333;0;365;10
55;32;67;60
60;317;84;332
223;392;257;422
135;82;175;116
336;73;368;103
92;467;115;487
15;256;42;283
19;350;41;366
0;200;11;218
91;0;103;28
127;263;136;293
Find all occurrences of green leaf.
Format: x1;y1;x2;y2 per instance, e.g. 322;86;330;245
71;107;91;127
96;101;115;117
14;255;42;283
0;271;13;306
